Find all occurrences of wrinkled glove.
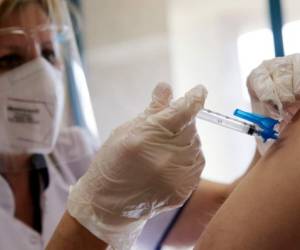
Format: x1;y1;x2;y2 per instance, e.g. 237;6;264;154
247;53;300;154
67;83;207;250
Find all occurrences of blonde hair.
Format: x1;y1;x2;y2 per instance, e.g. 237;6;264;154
0;0;62;24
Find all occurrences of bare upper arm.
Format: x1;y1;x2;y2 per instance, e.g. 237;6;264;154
163;148;261;247
163;180;229;247
195;112;300;250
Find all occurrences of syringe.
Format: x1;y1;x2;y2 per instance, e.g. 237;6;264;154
197;109;279;141
197;109;258;135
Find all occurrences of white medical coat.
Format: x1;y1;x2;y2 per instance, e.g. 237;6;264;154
0;127;177;250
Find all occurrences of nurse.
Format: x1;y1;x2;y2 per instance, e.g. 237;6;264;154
0;1;207;249
0;0;99;249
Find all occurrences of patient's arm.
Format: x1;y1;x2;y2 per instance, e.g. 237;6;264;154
163;180;230;247
195;112;300;250
163;150;261;248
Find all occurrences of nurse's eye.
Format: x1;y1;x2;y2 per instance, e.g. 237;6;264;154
0;53;25;70
42;48;58;65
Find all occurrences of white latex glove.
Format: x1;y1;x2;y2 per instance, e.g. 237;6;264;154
67;83;207;250
247;53;300;154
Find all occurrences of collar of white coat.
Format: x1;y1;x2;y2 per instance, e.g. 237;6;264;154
0;155;51;216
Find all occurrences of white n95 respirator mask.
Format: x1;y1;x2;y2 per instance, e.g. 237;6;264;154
0;58;64;154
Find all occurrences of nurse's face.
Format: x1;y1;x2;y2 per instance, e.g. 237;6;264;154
0;2;61;74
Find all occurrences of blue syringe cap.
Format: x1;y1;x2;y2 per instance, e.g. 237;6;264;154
233;109;279;142
257;129;279;142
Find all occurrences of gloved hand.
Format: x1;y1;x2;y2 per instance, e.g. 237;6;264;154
67;83;207;250
247;53;300;154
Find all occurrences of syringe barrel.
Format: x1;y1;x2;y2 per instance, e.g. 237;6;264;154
197;109;251;134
